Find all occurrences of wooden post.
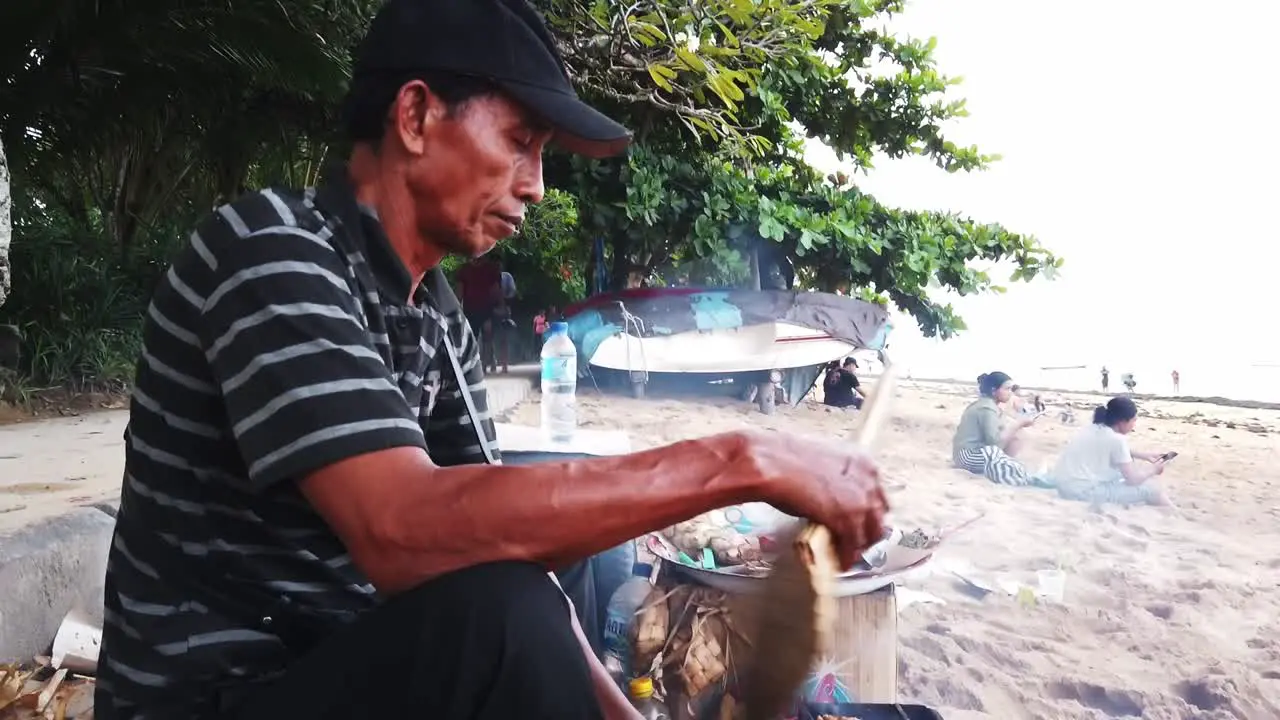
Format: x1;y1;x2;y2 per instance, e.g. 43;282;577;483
818;585;898;703
727;584;898;705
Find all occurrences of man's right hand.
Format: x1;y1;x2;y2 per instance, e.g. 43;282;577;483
735;430;889;570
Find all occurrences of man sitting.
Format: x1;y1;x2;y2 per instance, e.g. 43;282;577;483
823;358;866;410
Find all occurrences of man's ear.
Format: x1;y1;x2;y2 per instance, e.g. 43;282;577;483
389;79;448;156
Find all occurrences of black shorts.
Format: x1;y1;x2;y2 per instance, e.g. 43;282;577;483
465;307;495;335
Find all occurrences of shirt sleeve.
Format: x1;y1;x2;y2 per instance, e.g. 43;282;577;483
198;229;427;491
1111;433;1134;467
423;316;502;467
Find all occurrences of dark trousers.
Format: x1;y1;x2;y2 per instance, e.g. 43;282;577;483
220;562;603;720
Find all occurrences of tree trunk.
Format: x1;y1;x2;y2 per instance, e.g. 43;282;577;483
0;138;10;309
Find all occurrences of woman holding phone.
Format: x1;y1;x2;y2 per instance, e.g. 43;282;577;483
1049;396;1173;506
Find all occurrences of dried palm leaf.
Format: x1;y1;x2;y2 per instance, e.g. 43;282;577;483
633;585;673;668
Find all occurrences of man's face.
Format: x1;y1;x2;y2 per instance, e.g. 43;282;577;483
391;83;551;258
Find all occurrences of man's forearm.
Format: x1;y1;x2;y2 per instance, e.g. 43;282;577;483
304;432;760;594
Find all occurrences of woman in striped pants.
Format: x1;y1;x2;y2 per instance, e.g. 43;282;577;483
951;371;1037;486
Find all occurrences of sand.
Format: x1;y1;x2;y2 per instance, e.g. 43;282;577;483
4;379;1279;718
506;381;1280;720
0;410;125;532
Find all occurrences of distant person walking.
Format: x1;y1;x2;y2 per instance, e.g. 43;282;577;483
1100;366;1110;392
456;255;503;369
1171;369;1180;394
491;266;517;373
533;309;548;348
1122;372;1137;393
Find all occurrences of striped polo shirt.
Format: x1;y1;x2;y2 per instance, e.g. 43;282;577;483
95;174;501;719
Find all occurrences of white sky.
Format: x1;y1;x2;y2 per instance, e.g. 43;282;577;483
805;0;1280;379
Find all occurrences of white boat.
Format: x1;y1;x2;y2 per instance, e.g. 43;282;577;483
586;320;855;374
562;288;891;412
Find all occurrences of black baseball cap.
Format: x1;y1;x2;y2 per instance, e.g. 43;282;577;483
352;0;631;158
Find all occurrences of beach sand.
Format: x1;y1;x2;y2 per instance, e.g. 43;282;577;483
507;381;1280;720
2;379;1278;718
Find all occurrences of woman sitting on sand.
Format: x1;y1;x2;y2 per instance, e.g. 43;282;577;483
952;371;1037;486
1049;396;1171;506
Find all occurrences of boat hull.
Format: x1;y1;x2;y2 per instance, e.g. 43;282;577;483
586;321;854;374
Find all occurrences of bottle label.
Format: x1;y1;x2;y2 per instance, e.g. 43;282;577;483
541;356;577;382
603;613;628;648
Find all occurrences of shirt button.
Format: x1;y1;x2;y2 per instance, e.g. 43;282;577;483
261;616;273;626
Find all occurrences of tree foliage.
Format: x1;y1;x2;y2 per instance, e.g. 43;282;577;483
545;0;1060;337
0;0;1059;386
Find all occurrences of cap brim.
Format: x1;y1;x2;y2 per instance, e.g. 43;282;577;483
499;81;632;159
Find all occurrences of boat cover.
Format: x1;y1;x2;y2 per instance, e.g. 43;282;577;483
563;288;892;372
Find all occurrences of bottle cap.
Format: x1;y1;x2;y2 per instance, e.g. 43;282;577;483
550;321;568;334
629;676;654;699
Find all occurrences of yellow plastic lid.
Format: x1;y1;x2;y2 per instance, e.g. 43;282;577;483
628;677;654;699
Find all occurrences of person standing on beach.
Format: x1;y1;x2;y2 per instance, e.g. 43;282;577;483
533;308;548;348
1101;366;1110;392
93;1;889;717
1123;372;1137;393
1171;369;1180;394
456;254;503;369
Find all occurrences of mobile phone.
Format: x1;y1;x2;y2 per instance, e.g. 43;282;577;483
1160;451;1178;462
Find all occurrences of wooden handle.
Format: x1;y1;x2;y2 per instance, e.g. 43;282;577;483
852;352;898;449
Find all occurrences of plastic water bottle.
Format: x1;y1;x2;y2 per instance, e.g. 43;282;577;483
628;677;670;719
601;563;653;688
540;321;577;443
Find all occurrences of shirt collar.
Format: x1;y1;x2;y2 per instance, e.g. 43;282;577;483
313;165;461;315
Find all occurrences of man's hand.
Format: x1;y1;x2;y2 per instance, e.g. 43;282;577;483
1151;459;1167;476
737;430;889;570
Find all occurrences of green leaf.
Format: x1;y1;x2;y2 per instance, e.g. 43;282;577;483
648;65;675;92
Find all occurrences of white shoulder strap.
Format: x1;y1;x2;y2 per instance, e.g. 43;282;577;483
441;330;501;465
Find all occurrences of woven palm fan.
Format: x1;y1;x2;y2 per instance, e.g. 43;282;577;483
742;353;899;720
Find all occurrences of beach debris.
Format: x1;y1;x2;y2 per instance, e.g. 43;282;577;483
50;610;100;677
896;588;946;611
0;662;95;719
898;528;932;549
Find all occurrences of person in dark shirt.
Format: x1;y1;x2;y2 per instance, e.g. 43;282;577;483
456;255;502;369
95;1;889;718
823;357;866;409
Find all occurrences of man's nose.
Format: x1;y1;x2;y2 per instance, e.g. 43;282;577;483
515;153;545;205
